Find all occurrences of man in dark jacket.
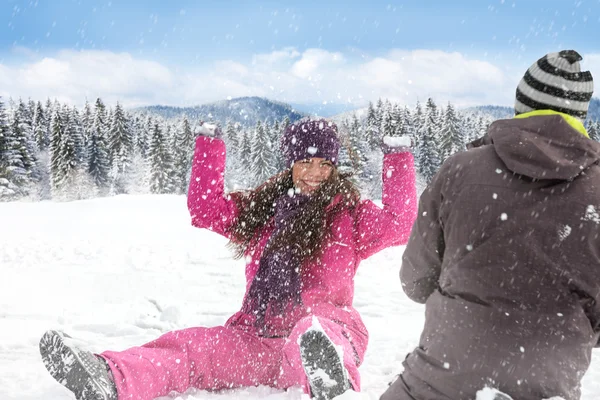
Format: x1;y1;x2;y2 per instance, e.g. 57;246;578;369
381;50;600;400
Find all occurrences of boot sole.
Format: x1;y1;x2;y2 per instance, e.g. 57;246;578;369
300;330;350;400
39;330;112;400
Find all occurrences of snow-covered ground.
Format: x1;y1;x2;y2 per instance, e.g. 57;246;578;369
1;195;599;400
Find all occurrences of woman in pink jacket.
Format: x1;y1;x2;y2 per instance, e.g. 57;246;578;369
39;118;417;400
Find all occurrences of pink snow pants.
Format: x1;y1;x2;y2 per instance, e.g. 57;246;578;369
100;316;362;400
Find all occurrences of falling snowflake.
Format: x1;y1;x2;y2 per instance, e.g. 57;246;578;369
558;225;571;241
582;205;599;224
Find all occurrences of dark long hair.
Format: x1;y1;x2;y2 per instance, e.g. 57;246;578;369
227;168;360;263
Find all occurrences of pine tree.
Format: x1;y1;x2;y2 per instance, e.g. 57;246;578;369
81;100;94;156
148;122;174;194
88;98;110;190
225;120;240;152
417;98;442;182
281;116;291;134
27;99;36;122
381;103;397;138
438;102;463;161
0;97;26;199
29;100;52;199
68;106;86;166
587;120;599;142
63;106;94;199
250;120;276;186
136;115;152;158
365;101;380;150
173;116;194;194
375;98;385;126
223;120;241;189
107;102;133;194
270;119;285;171
33;101;49;151
148;122;173;193
14;100;37;182
240;129;253;171
50;107;66;194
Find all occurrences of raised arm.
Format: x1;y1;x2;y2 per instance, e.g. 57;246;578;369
187;135;238;238
354;148;417;260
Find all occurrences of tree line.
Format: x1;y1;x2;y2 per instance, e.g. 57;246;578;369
1;96;598;202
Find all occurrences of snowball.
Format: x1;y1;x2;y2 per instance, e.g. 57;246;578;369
558;225;571;241
383;135;412;148
196;123;218;136
582;205;599;224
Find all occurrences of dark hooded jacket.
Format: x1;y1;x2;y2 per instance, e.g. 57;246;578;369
382;114;600;400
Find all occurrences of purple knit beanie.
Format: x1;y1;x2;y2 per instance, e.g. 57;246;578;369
280;118;341;168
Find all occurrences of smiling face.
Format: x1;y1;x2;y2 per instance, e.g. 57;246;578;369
292;157;334;194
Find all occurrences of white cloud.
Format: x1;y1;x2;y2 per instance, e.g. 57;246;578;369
251;47;300;67
582;53;600;87
290;48;345;79
2;47;597;111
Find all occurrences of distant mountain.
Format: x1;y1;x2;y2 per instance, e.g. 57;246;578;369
131;96;308;127
462;105;514;120
132;96;600;130
464;97;600;123
290;102;360;118
587;97;600;122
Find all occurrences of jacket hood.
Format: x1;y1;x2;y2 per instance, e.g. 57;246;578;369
468;114;600;180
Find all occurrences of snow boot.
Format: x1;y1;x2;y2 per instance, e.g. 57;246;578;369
39;330;117;400
299;329;351;400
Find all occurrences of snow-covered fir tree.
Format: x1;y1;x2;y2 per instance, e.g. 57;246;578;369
49;107;67;196
365;101;380;150
250;120;276;186
13;100;37;185
33;101;49;152
148;122;174;194
0;97;26;199
438;103;463;161
81;100;94;155
239;129;253;181
587;120;599;142
172;116;194;194
270;119;286;172
108;102;133;194
88;98;110;191
417;98;442;182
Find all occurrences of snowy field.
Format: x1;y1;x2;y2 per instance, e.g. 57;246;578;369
1;195;599;400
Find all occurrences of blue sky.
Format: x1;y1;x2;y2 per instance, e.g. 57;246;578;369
1;0;599;113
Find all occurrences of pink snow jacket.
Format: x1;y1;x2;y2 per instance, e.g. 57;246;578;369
187;136;417;343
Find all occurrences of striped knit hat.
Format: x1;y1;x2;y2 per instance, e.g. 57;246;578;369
515;50;594;121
